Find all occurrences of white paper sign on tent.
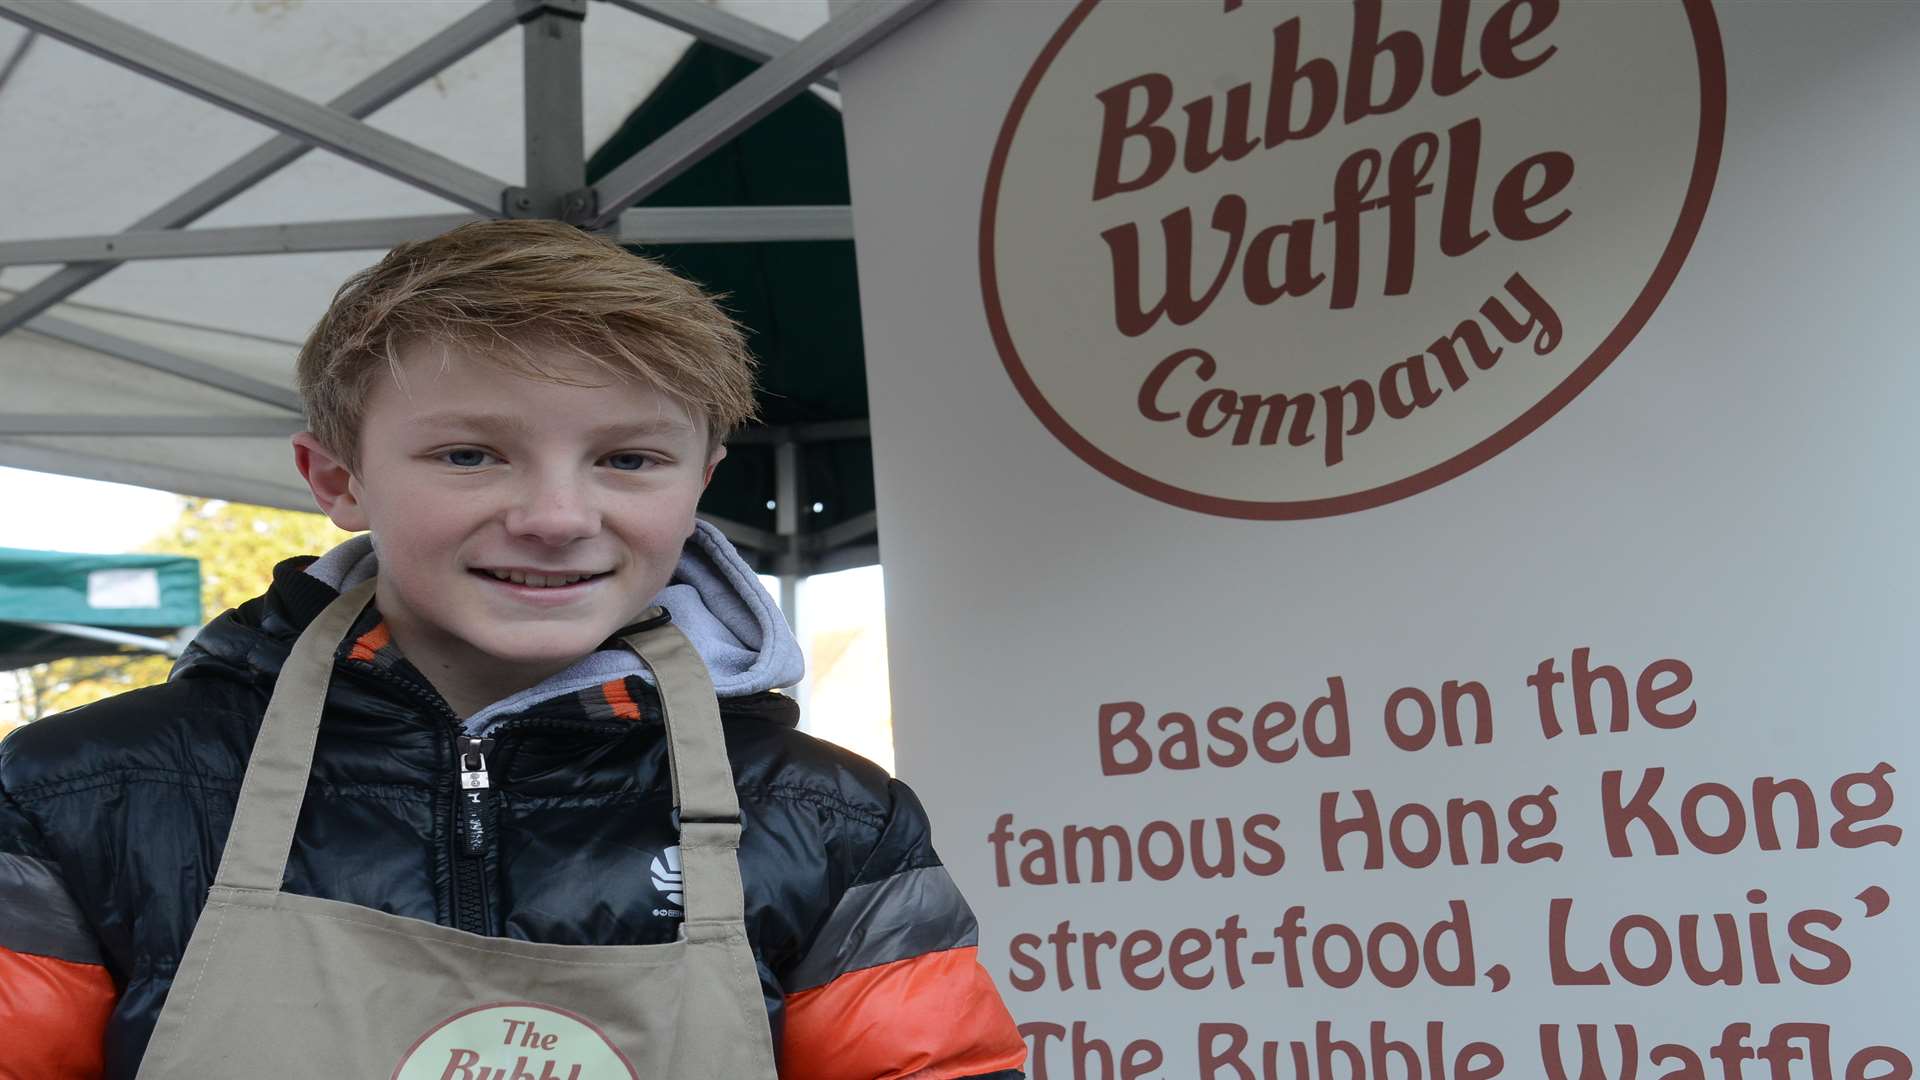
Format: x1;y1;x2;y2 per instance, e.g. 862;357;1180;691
87;567;160;610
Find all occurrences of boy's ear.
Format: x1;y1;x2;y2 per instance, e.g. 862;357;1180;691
291;432;370;532
702;443;727;487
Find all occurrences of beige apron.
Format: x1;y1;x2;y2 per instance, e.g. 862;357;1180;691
135;580;780;1079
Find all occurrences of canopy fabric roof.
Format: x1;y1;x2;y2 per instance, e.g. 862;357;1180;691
0;0;890;577
0;547;201;666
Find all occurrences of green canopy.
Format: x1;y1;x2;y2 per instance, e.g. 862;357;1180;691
0;547;201;667
590;44;875;578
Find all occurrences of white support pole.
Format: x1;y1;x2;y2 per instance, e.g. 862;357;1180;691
775;438;804;634
780;575;800;636
521;0;588;221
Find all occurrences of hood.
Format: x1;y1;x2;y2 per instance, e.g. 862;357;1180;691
175;520;804;735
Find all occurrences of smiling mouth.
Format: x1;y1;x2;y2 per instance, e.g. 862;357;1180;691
473;569;611;589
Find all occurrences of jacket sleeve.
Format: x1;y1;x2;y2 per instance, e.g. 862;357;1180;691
0;741;117;1080
778;778;1027;1080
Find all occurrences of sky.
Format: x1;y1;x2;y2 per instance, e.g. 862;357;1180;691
0;466;184;553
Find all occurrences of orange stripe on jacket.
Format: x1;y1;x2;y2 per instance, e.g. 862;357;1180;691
602;679;642;720
0;946;116;1080
781;945;1026;1080
347;622;392;664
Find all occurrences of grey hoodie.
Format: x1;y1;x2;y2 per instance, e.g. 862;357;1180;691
299;519;805;735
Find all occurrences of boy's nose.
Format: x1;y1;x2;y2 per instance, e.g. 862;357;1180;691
503;476;602;543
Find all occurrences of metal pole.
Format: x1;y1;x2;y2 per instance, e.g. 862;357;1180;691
601;0;838;90
14;621;189;658
520;0;587;221
24;315;304;413
588;0;943;227
0;27;34;96
775;438;803;634
0;215;480;267
0;206;855;266
613;205;853;245
0;443;315;512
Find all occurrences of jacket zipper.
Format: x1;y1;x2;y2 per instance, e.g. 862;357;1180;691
452;735;496;935
350;664;493;935
456;736;496;857
345;664;644;937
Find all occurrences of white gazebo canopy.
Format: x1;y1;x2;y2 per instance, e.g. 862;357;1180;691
0;0;920;545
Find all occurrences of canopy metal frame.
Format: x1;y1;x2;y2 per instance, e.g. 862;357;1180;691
0;0;929;577
10;620;188;660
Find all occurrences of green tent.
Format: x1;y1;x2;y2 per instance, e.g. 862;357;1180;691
0;548;201;668
590;44;875;580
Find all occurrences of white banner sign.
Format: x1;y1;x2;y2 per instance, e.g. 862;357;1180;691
842;2;1917;1077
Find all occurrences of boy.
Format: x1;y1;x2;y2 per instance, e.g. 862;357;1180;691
0;220;1027;1078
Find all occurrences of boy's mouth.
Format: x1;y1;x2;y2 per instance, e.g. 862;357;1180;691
472;568;612;589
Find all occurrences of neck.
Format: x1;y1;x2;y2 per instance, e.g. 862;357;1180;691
414;657;569;720
377;616;576;720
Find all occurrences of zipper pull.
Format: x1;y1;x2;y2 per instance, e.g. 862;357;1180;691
457;736;495;856
458;736;493;791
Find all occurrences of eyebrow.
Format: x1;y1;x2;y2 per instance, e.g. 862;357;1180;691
413;412;695;439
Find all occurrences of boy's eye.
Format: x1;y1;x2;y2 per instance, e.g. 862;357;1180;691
444;448;493;468
605;452;653;471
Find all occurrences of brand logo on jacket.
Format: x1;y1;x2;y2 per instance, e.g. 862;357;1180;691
649;845;684;916
391;1002;639;1080
981;0;1725;518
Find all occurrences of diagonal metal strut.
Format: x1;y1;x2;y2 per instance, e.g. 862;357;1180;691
588;0;941;228
0;0;522;337
603;0;839;91
0;0;515;215
25;315;303;413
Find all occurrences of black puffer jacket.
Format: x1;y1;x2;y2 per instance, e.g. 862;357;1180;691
0;557;1026;1079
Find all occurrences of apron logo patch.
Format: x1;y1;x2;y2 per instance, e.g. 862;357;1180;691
391;1002;640;1080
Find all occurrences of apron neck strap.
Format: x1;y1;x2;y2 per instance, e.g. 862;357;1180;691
213;578;377;892
214;587;753;931
615;608;740;826
616;609;749;932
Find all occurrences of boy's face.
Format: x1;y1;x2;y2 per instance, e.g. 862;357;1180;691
293;343;723;710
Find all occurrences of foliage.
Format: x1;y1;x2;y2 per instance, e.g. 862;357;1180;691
12;499;352;721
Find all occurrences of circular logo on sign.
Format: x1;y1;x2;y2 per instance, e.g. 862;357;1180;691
981;0;1725;518
391;1002;639;1080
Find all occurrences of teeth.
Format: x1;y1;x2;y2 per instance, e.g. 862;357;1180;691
485;570;595;588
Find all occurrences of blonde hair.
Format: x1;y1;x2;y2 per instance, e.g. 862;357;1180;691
296;219;757;469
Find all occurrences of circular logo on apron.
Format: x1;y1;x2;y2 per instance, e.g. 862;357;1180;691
980;0;1726;518
391;1002;639;1080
